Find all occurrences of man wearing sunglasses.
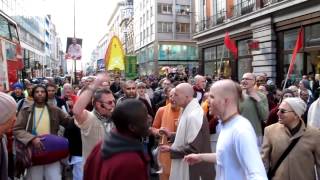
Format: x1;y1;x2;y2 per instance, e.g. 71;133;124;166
73;73;115;164
261;97;320;180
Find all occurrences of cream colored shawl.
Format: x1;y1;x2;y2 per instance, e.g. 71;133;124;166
308;98;320;128
169;99;204;180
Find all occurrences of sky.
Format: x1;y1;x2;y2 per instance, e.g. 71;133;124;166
27;0;120;68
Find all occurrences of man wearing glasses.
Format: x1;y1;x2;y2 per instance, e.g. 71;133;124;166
239;72;269;148
261;97;320;180
73;73;116;163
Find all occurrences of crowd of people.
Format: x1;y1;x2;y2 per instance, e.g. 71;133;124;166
0;71;319;180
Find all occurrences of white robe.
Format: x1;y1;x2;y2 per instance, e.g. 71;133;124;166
308;98;320;128
169;99;204;180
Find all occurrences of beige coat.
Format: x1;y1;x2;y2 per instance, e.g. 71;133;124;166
14;104;73;145
261;121;320;180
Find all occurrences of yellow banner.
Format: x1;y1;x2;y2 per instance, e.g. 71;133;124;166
104;36;125;71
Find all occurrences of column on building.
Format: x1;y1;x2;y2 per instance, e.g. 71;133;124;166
251;17;277;82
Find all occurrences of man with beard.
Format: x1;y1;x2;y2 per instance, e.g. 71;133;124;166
47;83;83;180
14;84;73;180
84;99;150;180
73;73;116;162
116;80;154;115
11;83;25;102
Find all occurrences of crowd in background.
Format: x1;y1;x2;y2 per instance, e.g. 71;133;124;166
0;70;319;180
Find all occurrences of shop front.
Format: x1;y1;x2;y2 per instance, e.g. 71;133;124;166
276;14;320;86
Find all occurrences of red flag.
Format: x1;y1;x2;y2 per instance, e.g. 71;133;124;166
288;27;304;77
224;32;238;59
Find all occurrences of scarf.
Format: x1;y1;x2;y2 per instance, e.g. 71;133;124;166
93;109;114;133
170;99;204;180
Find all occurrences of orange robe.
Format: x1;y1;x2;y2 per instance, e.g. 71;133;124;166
152;103;180;180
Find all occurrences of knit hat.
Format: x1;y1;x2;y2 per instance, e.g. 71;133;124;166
282;97;306;117
13;82;23;90
0;92;17;124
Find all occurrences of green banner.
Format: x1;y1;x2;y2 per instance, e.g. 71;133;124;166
125;55;137;79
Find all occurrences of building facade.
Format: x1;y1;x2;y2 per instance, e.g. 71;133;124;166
134;0;198;75
194;0;320;85
0;0;63;79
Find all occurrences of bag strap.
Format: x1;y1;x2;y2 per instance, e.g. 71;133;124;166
267;137;301;179
25;111;32;131
17;98;25;113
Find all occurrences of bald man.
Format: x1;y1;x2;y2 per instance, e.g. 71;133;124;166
184;80;267;180
159;83;214;180
240;72;269;147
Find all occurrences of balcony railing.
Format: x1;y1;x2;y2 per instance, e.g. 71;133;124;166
231;0;255;18
195;10;226;32
262;0;284;7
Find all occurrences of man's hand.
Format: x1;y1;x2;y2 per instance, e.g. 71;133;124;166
159;145;171;152
66;99;74;107
93;73;109;89
184;154;202;165
159;127;172;137
248;90;261;102
31;137;45;152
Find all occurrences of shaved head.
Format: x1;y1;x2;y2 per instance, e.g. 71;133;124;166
176;83;194;97
209;80;242;117
174;83;194;108
211;80;241;102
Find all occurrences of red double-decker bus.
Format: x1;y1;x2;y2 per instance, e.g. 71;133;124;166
0;10;23;91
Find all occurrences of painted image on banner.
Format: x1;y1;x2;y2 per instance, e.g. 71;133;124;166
66;37;82;60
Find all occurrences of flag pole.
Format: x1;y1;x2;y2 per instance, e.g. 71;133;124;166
282;26;303;91
282;69;290;91
73;0;78;85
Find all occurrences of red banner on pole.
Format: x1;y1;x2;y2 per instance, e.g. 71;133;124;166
224;32;238;59
288;27;304;77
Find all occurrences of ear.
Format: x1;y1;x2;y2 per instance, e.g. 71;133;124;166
128;123;136;133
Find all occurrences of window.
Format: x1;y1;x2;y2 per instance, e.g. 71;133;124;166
0;15;10;39
204;45;232;77
151;24;153;34
176;23;190;33
146;11;149;21
140;17;142;27
305;23;320;47
143;14;145;24
140;32;142;42
143;29;145;39
157;22;173;33
150;7;153;17
9;24;18;42
284;28;299;50
176;5;190;15
146;27;149;37
157;3;172;14
238;39;250;56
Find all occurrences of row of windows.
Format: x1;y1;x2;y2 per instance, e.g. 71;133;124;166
140;0;150;10
140;24;154;42
140;7;153;26
157;22;190;33
157;3;190;15
138;3;190;27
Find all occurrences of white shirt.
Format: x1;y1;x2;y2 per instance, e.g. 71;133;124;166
216;115;267;180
